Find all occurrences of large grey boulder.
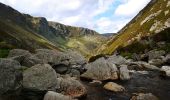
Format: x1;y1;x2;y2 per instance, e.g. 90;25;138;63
65;50;86;65
58;77;86;98
44;91;75;100
81;58;118;81
119;65;130;80
107;55;127;65
148;50;165;60
35;49;66;65
23;64;60;91
34;49;86;66
8;49;42;67
0;59;22;95
131;93;159;100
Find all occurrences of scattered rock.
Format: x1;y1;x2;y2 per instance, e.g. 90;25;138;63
81;58;118;81
0;59;22;95
53;64;69;74
65;50;86;65
148;50;165;60
35;49;67;65
44;91;75;100
104;82;125;92
161;66;170;77
21;55;43;67
128;61;160;71
23;64;60;91
58;77;86;98
8;49;31;58
89;80;102;85
119;65;130;80
131;93;159;100
165;54;170;64
148;58;164;67
67;69;81;78
107;55;127;65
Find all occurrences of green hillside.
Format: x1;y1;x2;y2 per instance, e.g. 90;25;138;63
98;0;170;55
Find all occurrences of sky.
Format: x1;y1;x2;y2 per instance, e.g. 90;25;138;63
0;0;151;34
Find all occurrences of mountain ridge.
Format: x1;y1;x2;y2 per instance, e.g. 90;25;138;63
0;2;107;57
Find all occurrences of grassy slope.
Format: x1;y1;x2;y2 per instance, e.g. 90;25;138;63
0;17;60;53
98;0;170;55
48;22;107;58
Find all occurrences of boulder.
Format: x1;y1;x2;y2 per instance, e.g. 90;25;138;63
23;64;60;91
81;58;118;81
131;93;159;100
8;49;31;58
67;69;81;78
35;49;67;65
161;66;170;77
107;55;127;65
148;58;164;67
44;91;75;100
8;49;42;67
34;49;86;66
58;77;86;98
128;61;160;71
53;64;69;74
119;65;130;80
22;55;43;67
104;82;125;92
165;54;170;64
148;50;165;60
65;50;86;65
0;59;22;95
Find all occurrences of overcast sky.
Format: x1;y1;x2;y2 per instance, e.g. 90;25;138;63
0;0;151;34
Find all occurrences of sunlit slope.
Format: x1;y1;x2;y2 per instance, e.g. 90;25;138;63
98;0;170;55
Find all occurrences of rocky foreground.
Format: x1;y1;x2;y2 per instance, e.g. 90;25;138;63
0;49;170;100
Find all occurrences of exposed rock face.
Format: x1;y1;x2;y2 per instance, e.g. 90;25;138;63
107;55;127;65
119;65;130;80
58;77;86;98
131;93;159;100
81;58;118;81
0;59;22;95
104;82;125;92
23;64;60;91
43;91;75;100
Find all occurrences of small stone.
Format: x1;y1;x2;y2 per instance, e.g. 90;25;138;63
131;93;159;100
43;91;75;100
104;82;125;92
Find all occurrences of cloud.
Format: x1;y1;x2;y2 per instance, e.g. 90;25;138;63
115;0;151;16
0;0;151;33
94;17;131;33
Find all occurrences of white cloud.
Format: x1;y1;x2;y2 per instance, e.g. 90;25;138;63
115;0;151;16
0;0;151;33
95;17;130;33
